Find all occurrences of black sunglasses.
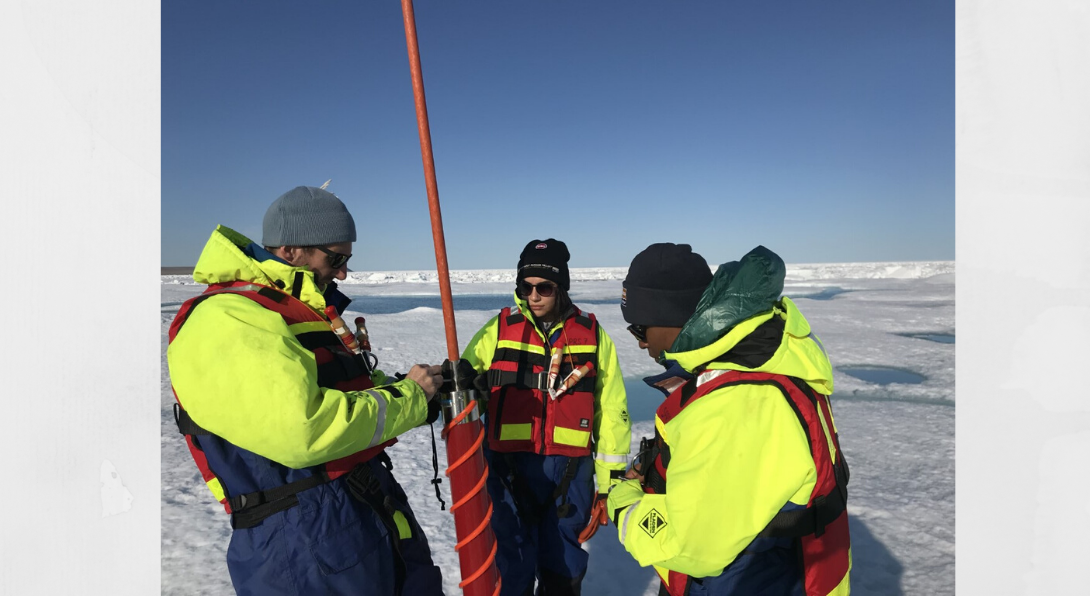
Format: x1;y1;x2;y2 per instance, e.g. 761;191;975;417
627;324;648;343
313;246;352;269
518;280;557;298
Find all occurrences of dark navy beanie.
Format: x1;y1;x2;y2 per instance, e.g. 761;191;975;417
622;243;712;327
262;186;357;247
516;239;571;291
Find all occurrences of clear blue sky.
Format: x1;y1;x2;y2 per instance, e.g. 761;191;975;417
162;1;953;269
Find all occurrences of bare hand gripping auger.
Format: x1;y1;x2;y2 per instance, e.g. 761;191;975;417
400;1;501;594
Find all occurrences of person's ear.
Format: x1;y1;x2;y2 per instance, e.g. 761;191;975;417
275;246;302;266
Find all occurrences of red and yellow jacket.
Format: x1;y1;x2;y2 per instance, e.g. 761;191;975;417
462;295;631;494
167;226;431;519
607;298;851;595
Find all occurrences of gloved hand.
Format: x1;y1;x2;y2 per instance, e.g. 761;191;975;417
435;359;490;420
473;372;490;394
425;398;441;425
578;492;610;543
439;358;479;393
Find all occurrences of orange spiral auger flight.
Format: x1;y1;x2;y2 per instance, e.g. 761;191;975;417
400;1;501;595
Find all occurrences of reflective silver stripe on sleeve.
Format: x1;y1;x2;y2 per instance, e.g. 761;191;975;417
202;284;266;297
595;453;629;464
620;500;641;543
364;390;389;448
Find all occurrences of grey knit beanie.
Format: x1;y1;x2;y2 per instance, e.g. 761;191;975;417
262;186;357;247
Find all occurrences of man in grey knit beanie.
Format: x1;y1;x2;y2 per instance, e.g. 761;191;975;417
262;185;358;290
168;184;447;595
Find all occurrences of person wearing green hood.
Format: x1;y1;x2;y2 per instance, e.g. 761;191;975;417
609;244;852;596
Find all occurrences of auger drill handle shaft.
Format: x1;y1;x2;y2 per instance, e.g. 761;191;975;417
439;359;484;426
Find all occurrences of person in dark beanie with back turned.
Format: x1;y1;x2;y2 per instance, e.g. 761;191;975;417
462;239;631;595
609;244;852;596
167;186;445;595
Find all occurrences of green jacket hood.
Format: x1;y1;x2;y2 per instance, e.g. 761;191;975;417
663;246;834;395
191;225;328;311
672;245;785;353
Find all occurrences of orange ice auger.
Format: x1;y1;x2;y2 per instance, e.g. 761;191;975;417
400;1;501;594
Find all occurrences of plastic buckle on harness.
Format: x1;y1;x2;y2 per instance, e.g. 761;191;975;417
230;490;267;512
534;371;551;391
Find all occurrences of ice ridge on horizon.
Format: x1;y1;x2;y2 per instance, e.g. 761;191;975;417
162;261;954;285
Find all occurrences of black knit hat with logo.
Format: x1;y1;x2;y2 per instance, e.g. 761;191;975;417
516;238;571;291
622;243;712;327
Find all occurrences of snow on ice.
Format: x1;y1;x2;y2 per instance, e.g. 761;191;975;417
161;261;955;595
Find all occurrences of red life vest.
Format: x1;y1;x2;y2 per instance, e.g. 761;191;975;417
644;370;851;596
168;281;395;520
485;307;599;457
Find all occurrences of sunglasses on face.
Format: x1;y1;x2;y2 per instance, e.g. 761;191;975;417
518;280;557;298
314;246;352;269
627;324;648;343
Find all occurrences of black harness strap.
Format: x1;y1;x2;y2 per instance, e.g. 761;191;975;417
552;456;582;518
175;405;396;533
505;312;526;326
295;329;343;351
488;368;550;391
344;457;407;594
679;373;701;407
290;271;304;299
789;377;851;502
754;376;848;539
486;367;595;394
492;347;549;369
231;494;303;530
757;484;846;539
316;350;371;387
256;286;288;303
229;472;330;530
173;403;211;436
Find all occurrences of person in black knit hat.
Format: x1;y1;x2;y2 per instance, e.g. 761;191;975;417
516;238;571;291
609;244;852;596
461;238;631;596
621;243;713;350
513;238;573;325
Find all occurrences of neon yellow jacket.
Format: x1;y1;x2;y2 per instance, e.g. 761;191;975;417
462;295;631;493
607;297;847;589
167;225;431;469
